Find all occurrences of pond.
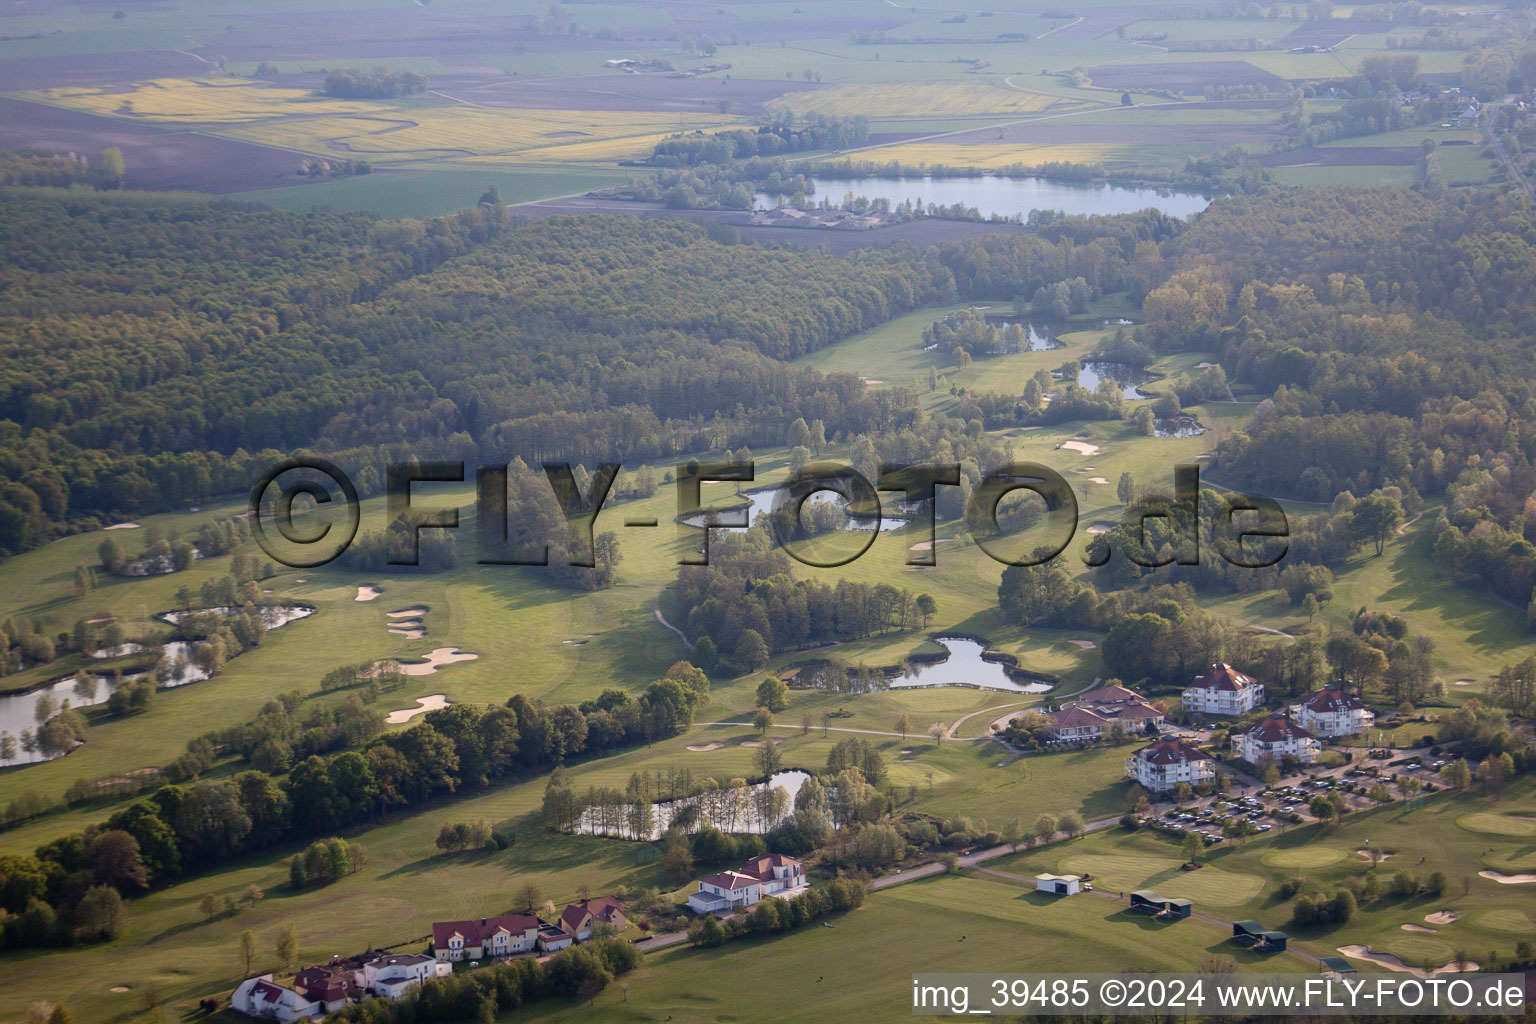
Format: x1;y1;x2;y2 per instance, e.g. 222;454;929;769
0;604;315;767
756;175;1213;221
793;637;1052;694
680;486;912;533
1155;416;1206;438
892;637;1053;693
575;769;810;840
1074;360;1156;400
980;311;1065;351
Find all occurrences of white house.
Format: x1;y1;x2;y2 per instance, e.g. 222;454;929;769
687;854;806;914
1035;873;1081;895
360;953;447;999
1234;714;1320;767
432;914;540;962
1292;684;1374;738
231;974;321;1022
1045;684;1166;740
1125;737;1214;792
1183;663;1264;716
536;923;574;952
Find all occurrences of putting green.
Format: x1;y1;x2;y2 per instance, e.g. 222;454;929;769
1061;853;1265;907
1261;847;1346;869
1456;813;1536;837
1478;908;1535;933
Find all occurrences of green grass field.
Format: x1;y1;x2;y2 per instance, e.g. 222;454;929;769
989;776;1536;972
512;872;1305;1024
227;167;634;217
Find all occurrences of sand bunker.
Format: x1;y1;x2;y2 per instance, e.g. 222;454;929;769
110;986;130;993
1086;522;1113;534
386;694;449;724
861;377;885;384
1059;440;1100;456
1336;946;1478;977
1479;869;1536;884
398;648;479;676
909;538;954;552
104;522;140;530
356;585;383;601
686;742;725;752
388;606;427;618
1356;849;1394;862
1400;924;1438;933
1454;679;1474;686
739;737;784;747
1087;476;1109;484
1068;639;1097;649
1425;910;1458;925
389;625;425;639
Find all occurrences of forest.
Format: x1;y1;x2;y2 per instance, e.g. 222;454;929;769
3;186;1536;626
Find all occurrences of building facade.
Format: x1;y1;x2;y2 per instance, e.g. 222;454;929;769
1292;684;1374;738
231;975;321;1022
432;914;540;962
1044;684;1166;740
1234;714;1320;766
1125;737;1215;792
1182;663;1264;717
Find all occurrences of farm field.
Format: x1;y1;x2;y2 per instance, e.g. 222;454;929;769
772;81;1086;119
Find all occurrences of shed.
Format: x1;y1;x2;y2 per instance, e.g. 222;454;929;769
1232;920;1288;952
1127;890;1191;919
1319;956;1357;975
1035;873;1081;895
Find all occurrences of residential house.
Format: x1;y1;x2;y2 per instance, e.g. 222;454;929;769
687;853;807;914
1183;663;1264;717
558;897;626;941
292;962;356;1013
741;852;806;896
432;914;540;962
1125;737;1214;792
360;953;447;999
1044;684;1166;741
1291;684;1374;738
1234;714;1319;767
231;974;321;1023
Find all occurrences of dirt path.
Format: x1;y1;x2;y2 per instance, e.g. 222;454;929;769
947;699;1036;740
1396;511;1423;535
653;607;692;650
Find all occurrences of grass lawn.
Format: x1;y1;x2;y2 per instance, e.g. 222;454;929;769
991;776;1536;972
227;166;634;218
511;873;1303;1024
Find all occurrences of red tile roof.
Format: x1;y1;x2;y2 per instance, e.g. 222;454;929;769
432;914;539;951
1047;705;1110;729
700;870;760;891
1299;684;1366;713
742;853;803;880
1071;684;1144;704
1190;663;1257;692
582;896;625;923
559;904;591;934
1135;737;1212;765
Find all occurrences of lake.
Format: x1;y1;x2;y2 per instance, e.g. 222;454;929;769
756;175;1214;221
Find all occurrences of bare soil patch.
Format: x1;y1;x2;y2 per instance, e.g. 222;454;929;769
0;97;315;193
